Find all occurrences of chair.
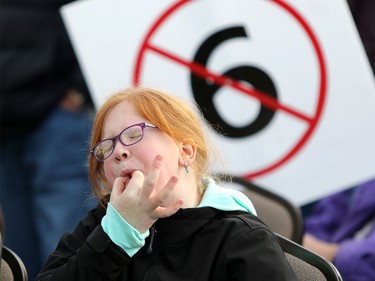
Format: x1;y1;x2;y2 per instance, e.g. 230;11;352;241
216;174;304;243
0;206;4;240
1;245;28;281
275;233;343;281
0;205;28;281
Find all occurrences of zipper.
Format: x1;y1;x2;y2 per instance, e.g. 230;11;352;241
146;225;157;254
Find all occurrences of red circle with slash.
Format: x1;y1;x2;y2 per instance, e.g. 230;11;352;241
132;0;327;179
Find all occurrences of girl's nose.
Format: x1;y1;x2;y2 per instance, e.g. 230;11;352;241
112;142;130;160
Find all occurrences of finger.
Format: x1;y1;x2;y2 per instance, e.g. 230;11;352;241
141;155;163;198
111;176;128;197
152;176;179;205
154;199;184;219
110;176;131;207
126;170;144;197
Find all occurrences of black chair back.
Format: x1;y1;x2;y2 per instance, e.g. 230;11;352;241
1;245;28;281
276;233;343;281
216;174;303;243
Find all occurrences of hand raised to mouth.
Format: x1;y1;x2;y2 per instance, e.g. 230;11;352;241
109;155;184;233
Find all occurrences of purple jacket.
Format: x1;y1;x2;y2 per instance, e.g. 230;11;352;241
304;179;375;281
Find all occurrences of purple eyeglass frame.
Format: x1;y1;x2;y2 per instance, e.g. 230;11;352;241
89;122;157;162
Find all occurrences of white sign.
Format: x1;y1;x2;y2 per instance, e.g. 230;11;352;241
61;0;375;205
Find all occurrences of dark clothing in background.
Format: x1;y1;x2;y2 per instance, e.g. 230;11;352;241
0;0;93;138
0;1;96;280
348;0;375;74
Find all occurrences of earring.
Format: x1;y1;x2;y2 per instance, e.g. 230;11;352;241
183;160;189;174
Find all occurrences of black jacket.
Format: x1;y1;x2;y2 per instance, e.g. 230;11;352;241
36;206;297;281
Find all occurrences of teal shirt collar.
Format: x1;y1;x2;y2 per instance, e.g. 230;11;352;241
198;177;257;215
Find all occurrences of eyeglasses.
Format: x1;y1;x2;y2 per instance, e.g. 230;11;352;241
89;122;157;162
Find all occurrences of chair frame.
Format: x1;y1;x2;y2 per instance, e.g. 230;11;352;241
217;174;304;243
1;245;28;281
275;233;343;281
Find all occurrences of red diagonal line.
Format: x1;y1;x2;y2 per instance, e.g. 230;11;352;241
147;43;313;123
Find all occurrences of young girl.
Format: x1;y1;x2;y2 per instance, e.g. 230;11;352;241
36;86;297;280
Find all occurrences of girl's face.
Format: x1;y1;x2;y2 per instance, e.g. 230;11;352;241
102;100;182;194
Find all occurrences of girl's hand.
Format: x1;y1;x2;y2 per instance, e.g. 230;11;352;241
109;155;184;233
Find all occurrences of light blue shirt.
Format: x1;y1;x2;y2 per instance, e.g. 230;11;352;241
199;177;256;214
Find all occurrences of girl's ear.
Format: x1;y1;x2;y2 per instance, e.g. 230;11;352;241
179;142;197;167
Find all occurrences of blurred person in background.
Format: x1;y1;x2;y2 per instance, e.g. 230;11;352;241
302;1;375;280
0;0;97;279
303;179;375;280
347;0;375;75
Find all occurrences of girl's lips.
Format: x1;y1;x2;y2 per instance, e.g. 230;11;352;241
119;169;135;178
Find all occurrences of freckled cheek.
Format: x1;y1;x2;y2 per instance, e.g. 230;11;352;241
155;161;178;189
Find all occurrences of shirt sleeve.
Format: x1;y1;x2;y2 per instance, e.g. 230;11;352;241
334;232;375;280
36;207;130;281
101;203;149;257
304;189;352;241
